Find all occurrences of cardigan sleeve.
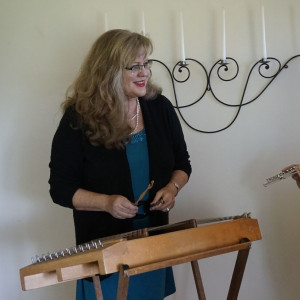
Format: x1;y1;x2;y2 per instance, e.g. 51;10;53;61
48;108;84;209
164;96;192;177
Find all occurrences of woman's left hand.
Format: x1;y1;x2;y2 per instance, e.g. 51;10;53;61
149;183;177;212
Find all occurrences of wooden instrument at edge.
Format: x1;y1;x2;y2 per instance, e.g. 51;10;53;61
20;214;262;300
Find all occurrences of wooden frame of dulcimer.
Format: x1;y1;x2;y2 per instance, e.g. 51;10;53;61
20;214;262;300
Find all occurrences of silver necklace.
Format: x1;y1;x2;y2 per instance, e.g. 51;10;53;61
128;98;139;121
130;99;140;135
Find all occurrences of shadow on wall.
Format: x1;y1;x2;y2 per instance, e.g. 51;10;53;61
0;115;76;292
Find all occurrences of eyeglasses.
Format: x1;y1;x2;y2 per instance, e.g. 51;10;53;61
125;60;152;74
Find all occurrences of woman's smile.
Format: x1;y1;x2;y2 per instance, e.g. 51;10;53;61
134;80;146;87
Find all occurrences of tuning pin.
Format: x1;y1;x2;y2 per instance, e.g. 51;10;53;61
54;251;59;259
31;257;35;264
60;250;65;257
92;241;98;249
98;240;103;247
73;247;78;254
79;245;84;252
85;243;91;251
36;255;41;263
66;248;72;255
42;254;47;261
48;253;53;260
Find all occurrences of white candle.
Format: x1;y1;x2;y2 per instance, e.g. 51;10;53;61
222;8;226;61
104;12;109;32
141;11;146;36
261;6;267;60
179;12;186;62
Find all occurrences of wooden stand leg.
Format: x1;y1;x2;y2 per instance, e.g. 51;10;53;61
116;265;130;300
227;241;251;300
191;260;206;300
92;276;104;300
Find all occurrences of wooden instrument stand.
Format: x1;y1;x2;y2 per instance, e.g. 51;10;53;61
20;217;261;300
114;238;252;300
106;220;254;300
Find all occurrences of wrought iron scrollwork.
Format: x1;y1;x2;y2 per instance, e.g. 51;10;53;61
151;55;300;133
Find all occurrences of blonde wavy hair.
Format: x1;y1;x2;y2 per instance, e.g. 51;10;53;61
62;29;162;149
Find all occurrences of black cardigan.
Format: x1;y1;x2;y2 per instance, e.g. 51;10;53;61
49;95;191;245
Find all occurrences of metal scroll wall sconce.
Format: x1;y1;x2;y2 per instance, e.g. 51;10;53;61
150;55;300;133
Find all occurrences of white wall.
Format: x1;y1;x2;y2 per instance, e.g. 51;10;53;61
1;0;300;299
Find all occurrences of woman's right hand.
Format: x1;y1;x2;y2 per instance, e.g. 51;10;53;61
105;195;138;219
72;189;138;218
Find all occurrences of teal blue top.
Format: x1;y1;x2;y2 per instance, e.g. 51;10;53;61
126;129;149;215
76;129;175;300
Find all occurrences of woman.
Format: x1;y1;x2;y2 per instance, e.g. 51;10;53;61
49;29;191;300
